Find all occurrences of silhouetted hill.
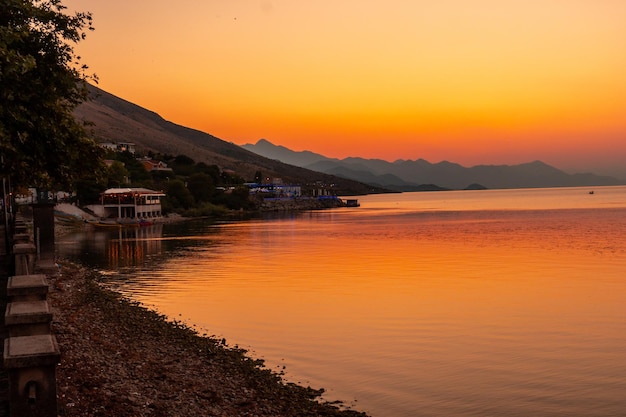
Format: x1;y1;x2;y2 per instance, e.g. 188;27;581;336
74;85;386;195
243;139;625;189
248;139;331;167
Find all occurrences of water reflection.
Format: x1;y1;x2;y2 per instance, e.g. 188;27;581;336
58;224;164;269
56;188;626;417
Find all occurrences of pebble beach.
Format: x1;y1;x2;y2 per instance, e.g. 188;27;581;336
48;220;369;416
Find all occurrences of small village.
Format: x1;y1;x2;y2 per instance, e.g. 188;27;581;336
10;139;353;231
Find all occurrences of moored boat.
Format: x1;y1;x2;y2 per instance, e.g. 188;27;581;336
138;219;154;226
87;219;121;228
54;210;84;223
117;218;141;227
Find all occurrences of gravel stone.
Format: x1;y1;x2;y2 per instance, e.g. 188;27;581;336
49;261;369;417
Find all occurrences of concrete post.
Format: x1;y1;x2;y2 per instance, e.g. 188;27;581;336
6;275;49;302
14;224;28;234
13;233;32;244
3;334;60;417
5;300;53;337
13;243;36;275
31;202;55;261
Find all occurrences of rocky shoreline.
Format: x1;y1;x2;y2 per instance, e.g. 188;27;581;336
49;257;369;416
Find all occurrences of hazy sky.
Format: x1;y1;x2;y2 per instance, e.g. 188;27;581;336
63;0;626;177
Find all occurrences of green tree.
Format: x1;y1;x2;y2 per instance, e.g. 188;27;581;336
75;176;105;205
174;155;195;165
214;185;253;210
220;171;244;186
187;172;214;203
0;0;106;190
169;154;195;176
195;162;220;181
113;150;150;183
107;160;129;187
165;179;194;210
150;170;171;189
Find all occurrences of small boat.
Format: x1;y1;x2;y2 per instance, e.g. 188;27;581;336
346;199;360;207
88;218;144;228
87;218;121;228
116;218;141;227
54;210;83;224
589;190;595;195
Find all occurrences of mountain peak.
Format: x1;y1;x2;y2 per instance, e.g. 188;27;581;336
242;141;625;190
77;84;625;192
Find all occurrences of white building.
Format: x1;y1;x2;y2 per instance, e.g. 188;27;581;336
87;188;165;220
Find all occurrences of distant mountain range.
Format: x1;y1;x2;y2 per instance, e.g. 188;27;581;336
75;85;624;192
242;139;625;190
74;85;386;195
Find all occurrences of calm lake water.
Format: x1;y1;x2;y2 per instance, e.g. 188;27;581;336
57;186;626;417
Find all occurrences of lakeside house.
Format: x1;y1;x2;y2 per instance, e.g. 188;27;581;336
86;188;165;220
139;157;174;173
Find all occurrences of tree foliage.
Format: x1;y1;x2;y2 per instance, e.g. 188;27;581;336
195;162;221;184
113;150;150;183
107;160;129;187
74;176;103;205
164;179;194;210
187;172;214;203
0;0;105;190
213;185;254;210
168;154;196;177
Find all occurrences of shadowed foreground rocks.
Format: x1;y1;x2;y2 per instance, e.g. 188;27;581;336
49;262;369;417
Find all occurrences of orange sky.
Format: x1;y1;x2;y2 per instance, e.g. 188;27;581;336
63;0;626;178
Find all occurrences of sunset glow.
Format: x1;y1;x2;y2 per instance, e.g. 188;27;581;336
63;0;626;177
58;189;626;416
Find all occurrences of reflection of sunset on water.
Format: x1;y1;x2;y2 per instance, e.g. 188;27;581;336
106;225;163;269
106;226;165;268
60;224;165;270
57;187;626;417
107;238;144;269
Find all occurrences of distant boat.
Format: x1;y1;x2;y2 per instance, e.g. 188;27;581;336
346;199;360;207
589;191;595;195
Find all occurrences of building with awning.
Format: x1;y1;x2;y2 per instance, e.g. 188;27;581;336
88;188;165;220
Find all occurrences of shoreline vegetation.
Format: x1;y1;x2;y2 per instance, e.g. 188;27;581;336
51;213;370;417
